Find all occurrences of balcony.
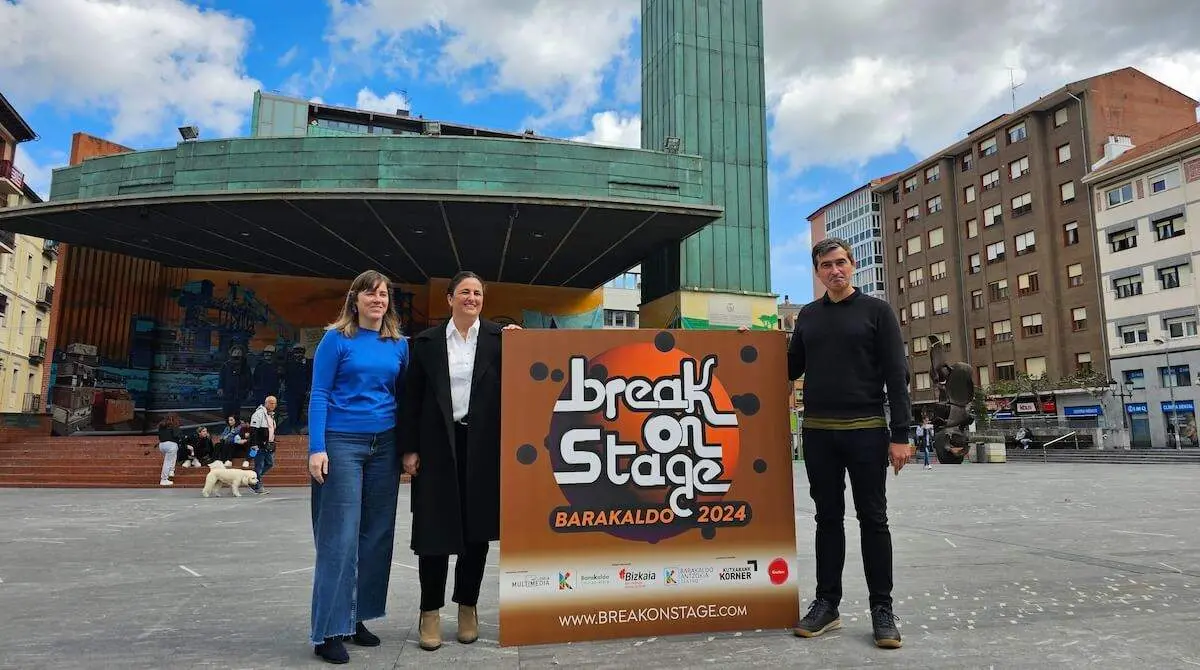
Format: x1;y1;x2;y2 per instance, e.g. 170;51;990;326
43;239;59;258
0;159;25;196
36;282;54;310
22;392;41;414
28;335;46;364
0;229;13;253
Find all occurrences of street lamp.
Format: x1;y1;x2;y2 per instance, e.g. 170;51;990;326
1107;378;1130;430
1153;337;1181;449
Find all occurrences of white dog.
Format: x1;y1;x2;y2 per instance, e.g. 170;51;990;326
202;461;259;497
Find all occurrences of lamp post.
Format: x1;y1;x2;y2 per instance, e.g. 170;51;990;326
1153;337;1181;449
1107;378;1130;429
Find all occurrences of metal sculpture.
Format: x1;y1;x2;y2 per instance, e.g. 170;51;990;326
926;335;977;464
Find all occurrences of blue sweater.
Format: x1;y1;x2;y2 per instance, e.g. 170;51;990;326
307;327;409;454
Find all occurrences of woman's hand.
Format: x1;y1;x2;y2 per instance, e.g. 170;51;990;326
402;453;420;476
309;452;329;484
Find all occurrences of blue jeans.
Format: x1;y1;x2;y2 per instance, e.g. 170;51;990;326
922;443;931;466
309;429;400;645
252;447;275;492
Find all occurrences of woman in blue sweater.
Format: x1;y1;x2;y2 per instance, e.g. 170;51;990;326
307;270;409;665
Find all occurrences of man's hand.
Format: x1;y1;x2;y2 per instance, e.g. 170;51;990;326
402;452;420;476
309;452;329;484
889;442;910;474
502;324;522;330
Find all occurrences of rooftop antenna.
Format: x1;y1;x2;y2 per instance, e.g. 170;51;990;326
1007;67;1024;112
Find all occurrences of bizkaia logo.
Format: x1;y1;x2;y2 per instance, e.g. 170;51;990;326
545;336;756;544
617;567;657;588
768;558;789;586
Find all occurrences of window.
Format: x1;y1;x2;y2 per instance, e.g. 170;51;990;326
1011;192;1033;216
1021;313;1044;337
1113;274;1143;299
1057;143;1072;164
1072;307;1087;331
1150;167;1181;193
1060;181;1075;203
992;319;1013;343
897;276;906;294
1014;230;1036;256
1124;369;1145;389
928;227;944;247
980;137;998;157
900;307;908;323
910;300;927;319
984;204;1003;227
1007;122;1027;143
907;235;922;254
908;267;924;286
927;196;942;214
1075;352;1093;374
1160;364;1192;387
1158;264;1185;290
966;218;979;238
904;175;919;193
996;361;1016;381
1108;228;1137;252
912;336;930;353
1017;271;1039;296
1119;322;1148;345
1165;315;1198;339
986;240;1006;264
978;365;991;387
1107;183;1134;207
894;216;903;231
1054;107;1069;127
964;185;976;203
1025;356;1047;379
915;372;932;390
934;331;952;349
932;294;949;315
925;165;941;183
974;327;987;347
604;309;638;327
896;246;905;263
962;154;973;171
18;310;25;334
969;253;982;274
1154;215;1185;240
930;260;947;281
982;170;1000;190
971;290;984;310
906;205;920;221
989;278;1009;301
1063;221;1079;246
1067;263;1084;287
1009;156;1030;180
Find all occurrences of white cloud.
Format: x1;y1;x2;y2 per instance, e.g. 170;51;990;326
571;111;641;148
326;0;639;127
355;88;411;114
0;0;261;143
13;146;51;201
277;45;300;68
761;0;1200;173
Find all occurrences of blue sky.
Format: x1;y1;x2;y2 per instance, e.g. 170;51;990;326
4;0;1199;304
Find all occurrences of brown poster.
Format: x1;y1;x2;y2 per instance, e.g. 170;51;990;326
499;330;799;646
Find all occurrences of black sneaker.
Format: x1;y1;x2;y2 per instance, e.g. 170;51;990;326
349;621;381;647
314;636;349;664
793;599;841;638
871;604;902;648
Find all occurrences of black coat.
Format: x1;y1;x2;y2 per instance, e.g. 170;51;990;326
401;319;503;556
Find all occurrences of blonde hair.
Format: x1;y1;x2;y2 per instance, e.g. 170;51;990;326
327;270;403;340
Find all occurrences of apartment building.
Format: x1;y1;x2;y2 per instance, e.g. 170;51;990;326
0;91;57;414
1082;122;1200;448
602;266;642;328
875;67;1199;414
806;180;892;301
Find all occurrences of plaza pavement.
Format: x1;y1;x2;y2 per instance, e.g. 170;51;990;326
2;462;1198;669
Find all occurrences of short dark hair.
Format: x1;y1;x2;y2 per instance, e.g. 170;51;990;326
811;237;853;269
448;271;485;295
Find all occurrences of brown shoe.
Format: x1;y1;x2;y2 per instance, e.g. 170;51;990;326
418;610;442;651
457;604;479;644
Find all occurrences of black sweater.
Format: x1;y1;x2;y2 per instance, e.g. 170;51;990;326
788;290;912;443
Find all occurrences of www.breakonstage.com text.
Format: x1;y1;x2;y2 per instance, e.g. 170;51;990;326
558;604;749;627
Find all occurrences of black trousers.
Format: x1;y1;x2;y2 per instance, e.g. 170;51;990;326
802;427;894;609
418;422;489;612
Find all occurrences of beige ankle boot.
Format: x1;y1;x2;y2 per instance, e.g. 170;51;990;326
457;604;479;644
418;610;442;651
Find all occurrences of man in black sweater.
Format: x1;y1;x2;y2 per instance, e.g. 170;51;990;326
790;237;910;649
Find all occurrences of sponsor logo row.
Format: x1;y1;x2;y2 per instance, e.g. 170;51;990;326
505;558;790;594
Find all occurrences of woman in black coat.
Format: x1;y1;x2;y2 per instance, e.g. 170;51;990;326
401;271;516;652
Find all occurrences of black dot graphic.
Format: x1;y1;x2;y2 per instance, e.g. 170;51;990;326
659;429;672;441
654;331;675;353
530;362;549;381
516;444;538;465
740;345;758;363
701;527;717;540
753;458;767;474
551;369;564;382
732;394;761;416
589;364;608;380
